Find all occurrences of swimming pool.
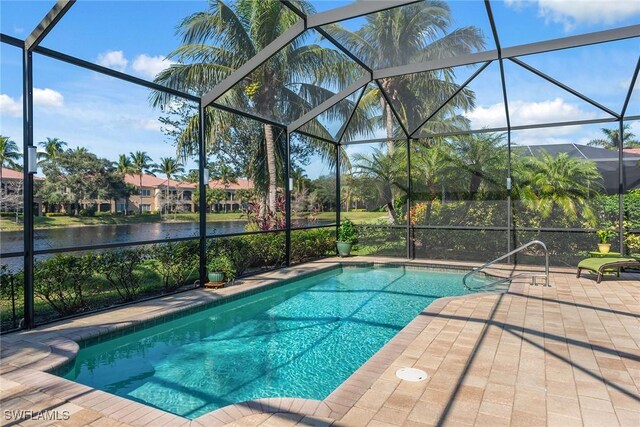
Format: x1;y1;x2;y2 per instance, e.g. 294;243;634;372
59;265;478;419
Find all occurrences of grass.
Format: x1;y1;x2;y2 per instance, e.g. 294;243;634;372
0;211;387;231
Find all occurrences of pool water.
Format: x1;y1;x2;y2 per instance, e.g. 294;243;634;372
60;266;475;419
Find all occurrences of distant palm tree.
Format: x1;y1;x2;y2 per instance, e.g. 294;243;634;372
152;0;362;218
37;137;67;165
588;124;640;150
327;0;485;146
514;151;602;226
153;157;184;215
115;154;134;174
115;154;135;214
411;140;452;224
353;147;407;223
129;151;154;214
0;136;21;183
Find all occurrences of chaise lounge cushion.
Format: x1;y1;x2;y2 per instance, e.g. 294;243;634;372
577;257;640;283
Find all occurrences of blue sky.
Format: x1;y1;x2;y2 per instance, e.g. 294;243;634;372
1;0;639;178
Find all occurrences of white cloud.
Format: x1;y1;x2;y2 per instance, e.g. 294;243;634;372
133;118;163;132
505;0;640;30
0;88;64;117
132;54;171;79
97;50;128;72
0;94;22;117
468;98;597;129
33;88;64;108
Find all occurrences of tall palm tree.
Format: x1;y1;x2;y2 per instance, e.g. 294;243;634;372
0;136;21;183
588;124;640;150
514;151;602;226
152;0;363;219
326;1;485;148
129;151;154;214
37;137;67;165
153;157;185;215
115;154;135;214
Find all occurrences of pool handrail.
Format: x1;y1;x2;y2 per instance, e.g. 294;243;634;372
463;240;550;290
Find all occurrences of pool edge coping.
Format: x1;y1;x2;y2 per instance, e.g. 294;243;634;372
1;257;507;426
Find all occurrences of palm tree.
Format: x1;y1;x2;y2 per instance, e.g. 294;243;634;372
37;137;67;165
514;151;602;227
353;146;407;223
129;151;154;214
588;124;640;150
326;1;485;148
411;140;452;224
0;136;21;183
115;154;135;214
151;0;363;220
153;157;185;215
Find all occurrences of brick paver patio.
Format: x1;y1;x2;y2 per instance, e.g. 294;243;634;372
1;257;638;426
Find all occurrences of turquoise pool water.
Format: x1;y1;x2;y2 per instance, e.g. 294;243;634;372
60;266;475;419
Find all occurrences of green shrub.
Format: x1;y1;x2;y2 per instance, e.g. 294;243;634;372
34;254;96;316
338;219;358;243
245;232;285;266
95;249;146;302
150;241;198;291
291;229;335;264
207;237;257;275
45;212;67;217
208;252;236;281
79;206;96;217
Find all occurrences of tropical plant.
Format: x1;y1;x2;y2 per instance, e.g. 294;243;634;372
588;124;640;150
596;228;616;244
153;157;184;215
338;219;358;244
129;151;154;214
0;136;21;182
326;0;485;144
37;137;67;165
151;0;364;218
353;146;407;223
207;252;236;281
513;151;603;227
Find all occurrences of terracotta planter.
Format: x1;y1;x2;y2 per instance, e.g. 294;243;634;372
336;241;353;257
597;243;611;254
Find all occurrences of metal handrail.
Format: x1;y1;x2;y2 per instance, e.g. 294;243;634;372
463;240;549;290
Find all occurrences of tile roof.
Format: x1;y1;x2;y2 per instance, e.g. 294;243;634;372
124;173;196;189
208;178;254;190
0;167;44;181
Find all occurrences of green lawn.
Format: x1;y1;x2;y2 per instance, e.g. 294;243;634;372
0;210;386;232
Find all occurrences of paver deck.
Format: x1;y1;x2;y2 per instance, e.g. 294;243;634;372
1;257;638;426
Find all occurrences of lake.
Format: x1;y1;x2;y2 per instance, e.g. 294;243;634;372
1;219;331;256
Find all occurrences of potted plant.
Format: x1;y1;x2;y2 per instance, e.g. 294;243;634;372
337;219;357;257
206;252;236;288
596;228;616;254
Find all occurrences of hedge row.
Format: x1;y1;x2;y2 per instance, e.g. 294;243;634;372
0;229;336;329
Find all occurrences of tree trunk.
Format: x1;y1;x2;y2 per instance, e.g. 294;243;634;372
139;175;143;214
264;124;278;217
380;79;395;155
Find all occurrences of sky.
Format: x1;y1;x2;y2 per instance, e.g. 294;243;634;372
1;0;639;179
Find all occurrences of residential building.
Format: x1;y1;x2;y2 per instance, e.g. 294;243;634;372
0;167;43;216
208;178;254;212
114;174;197;213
